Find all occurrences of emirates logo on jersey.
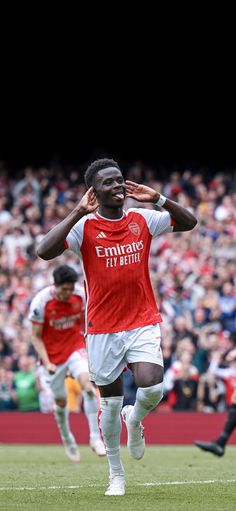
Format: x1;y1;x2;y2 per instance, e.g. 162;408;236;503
128;222;140;236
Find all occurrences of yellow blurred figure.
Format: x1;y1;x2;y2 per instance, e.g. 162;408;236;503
65;373;83;412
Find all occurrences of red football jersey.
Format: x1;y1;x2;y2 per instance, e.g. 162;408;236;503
65;208;174;334
28;284;85;364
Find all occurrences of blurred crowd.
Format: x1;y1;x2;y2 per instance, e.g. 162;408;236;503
0;160;235;413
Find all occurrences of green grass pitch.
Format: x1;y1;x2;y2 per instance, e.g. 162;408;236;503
0;445;236;511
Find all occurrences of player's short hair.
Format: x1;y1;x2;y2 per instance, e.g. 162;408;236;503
84;158;121;188
53;265;78;285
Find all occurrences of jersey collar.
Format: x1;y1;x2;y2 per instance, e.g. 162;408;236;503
95;211;126;222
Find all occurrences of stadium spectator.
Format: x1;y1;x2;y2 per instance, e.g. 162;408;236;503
196;372;225;413
0;365;17;410
14;355;40;411
164;350;199;410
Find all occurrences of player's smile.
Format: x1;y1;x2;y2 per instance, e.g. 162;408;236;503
112;186;125;202
93;167;126;208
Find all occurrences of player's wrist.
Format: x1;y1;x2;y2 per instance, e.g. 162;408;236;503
72;206;87;217
154;194;167;207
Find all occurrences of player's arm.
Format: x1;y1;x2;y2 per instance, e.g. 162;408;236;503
31;322;56;374
125;180;197;232
37;187;98;260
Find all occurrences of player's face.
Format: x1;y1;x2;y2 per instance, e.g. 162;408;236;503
93;168;126;207
55;283;75;301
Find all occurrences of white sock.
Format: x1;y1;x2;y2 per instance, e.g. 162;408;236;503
82;390;100;441
53;404;74;444
130;382;163;425
100;396;124;475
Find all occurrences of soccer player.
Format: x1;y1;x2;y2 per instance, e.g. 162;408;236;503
194;347;236;456
37;158;197;495
29;264;105;461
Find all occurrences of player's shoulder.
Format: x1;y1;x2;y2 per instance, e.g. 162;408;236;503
73;212;98;228
73;283;85;299
30;285;54;305
127;207;154;214
126;207;158;219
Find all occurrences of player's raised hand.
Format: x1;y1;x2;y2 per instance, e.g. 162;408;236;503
77;187;99;214
125;180;159;203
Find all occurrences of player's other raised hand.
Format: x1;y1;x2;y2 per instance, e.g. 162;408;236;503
125;180;159;203
77;187;99;214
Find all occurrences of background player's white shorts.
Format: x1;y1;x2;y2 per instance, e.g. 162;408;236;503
44;348;89;399
86;324;163;386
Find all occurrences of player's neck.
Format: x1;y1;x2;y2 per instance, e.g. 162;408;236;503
98;206;123;220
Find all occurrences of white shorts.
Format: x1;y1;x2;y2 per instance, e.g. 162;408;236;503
86;324;163;386
45;349;89;399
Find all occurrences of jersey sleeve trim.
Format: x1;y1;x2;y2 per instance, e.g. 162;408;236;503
64;239;69;249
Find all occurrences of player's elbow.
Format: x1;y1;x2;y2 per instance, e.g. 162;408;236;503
175;216;198;232
186;216;198;231
37;239;65;260
36;242;52;260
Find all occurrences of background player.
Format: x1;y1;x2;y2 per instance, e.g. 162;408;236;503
29;264;105;461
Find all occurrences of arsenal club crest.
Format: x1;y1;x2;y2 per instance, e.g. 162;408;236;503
128;222;140;236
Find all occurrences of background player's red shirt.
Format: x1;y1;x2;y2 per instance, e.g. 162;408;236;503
65;208;174;334
28;285;85;364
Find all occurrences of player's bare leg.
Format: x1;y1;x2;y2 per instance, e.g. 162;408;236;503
79;373;106;456
99;377;125;496
54;397;80;461
122;362;163;460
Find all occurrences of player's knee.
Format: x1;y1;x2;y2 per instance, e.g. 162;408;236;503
137;383;163;411
78;373;92;391
134;365;163;388
100;397;123;430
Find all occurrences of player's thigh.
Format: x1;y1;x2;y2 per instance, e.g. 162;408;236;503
126;324;163;366
86;332;127;386
68;349;89;380
49;364;67;400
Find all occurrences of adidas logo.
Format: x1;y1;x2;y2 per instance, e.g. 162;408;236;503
96;231;107;239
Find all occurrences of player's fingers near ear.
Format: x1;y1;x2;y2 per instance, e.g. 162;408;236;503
87;188;96;200
125;180;138;187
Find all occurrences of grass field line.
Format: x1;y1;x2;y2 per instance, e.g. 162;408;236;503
1;479;236;491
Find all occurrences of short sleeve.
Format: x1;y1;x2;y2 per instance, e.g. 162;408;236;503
65;216;88;257
129;208;173;238
28;294;45;324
